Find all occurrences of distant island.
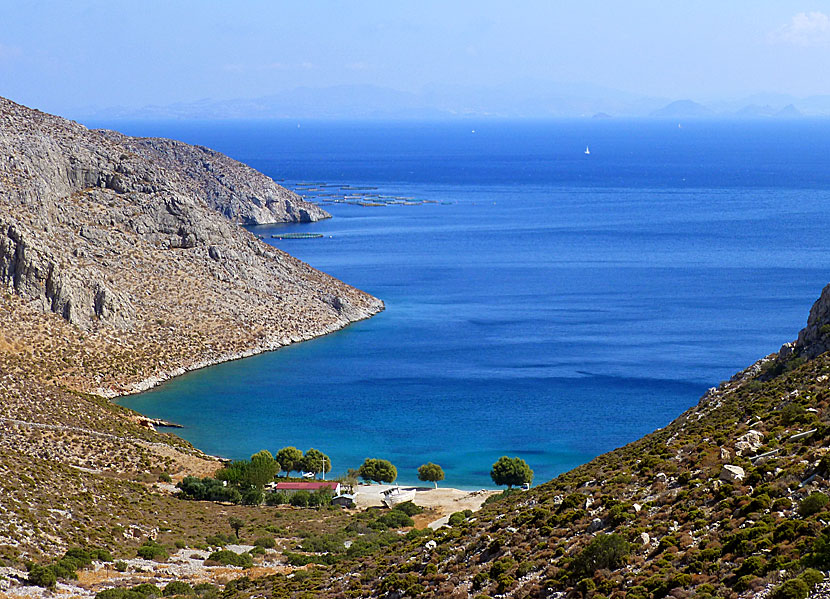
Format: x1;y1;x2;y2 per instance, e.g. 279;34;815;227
72;83;830;120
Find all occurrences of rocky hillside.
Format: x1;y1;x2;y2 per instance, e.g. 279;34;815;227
0;97;382;558
96;130;328;225
0;96;380;370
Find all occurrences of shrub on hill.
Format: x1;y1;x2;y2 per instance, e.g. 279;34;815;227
799;492;829;517
26;564;57;588
96;584;162;599
176;476;242;503
570;534;631;579
136;539;168;561
771;578;810;599
162;581;195;596
393;501;423;516
205;550;253;568
27;546;113;587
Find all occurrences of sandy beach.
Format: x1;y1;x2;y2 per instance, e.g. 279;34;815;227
353;484;498;528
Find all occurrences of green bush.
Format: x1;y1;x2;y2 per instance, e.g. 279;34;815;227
771;578;810;599
136;540;168;561
289;490;311;507
482;488;519;506
265;491;288;505
205;550;253;568
570;534;631;579
131;583;162;597
393;501;423;516
205;533;234;547
301;534;346;554
96;590;145;599
176;476;242;503
375;510;414;529
27;564;57;588
736;555;765;577
162;581;194;596
254;537;276;549
772;497;792;511
192;583;218;599
799;492;829;517
800;568;824;588
448;509;473;526
241;487;264;505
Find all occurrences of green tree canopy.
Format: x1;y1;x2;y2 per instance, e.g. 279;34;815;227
301;448;331;476
275;446;304;476
214;450;279;490
417;462;445;488
247;450;280;487
358;458;397;484
490;456;533;488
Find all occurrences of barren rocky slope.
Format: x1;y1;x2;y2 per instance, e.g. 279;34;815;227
0;96;382;558
96;129;329;225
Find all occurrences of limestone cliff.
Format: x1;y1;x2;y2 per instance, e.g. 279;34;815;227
96;130;329;225
0;96;382;391
795;282;830;358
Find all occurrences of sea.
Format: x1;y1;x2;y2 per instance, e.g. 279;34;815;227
88;118;830;489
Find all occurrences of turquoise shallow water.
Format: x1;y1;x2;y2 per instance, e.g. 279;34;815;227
104;119;830;488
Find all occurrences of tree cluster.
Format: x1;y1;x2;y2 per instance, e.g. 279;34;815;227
275;446;332;476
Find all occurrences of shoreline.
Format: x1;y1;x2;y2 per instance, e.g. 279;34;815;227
95;302;385;400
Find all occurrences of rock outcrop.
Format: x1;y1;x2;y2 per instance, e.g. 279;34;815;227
96;131;329;225
795;282;830;358
0;96;382;384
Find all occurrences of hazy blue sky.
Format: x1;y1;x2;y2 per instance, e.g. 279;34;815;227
3;1;830;115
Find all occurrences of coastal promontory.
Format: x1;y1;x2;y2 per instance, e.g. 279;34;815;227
0;96;382;556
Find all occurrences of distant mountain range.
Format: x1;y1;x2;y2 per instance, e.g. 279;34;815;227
72;83;830;120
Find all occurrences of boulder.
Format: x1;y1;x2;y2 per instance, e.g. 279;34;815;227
735;430;763;456
720;465;745;483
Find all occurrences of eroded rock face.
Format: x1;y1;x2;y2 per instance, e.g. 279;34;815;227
795;283;830;358
0;96;382;349
97;131;329;225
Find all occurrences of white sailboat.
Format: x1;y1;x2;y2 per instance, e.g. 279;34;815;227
584;146;590;155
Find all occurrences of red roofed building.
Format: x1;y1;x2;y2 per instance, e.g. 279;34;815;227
274;481;341;495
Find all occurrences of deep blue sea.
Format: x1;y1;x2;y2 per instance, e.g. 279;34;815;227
93;119;830;489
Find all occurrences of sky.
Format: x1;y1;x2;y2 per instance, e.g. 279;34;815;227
2;1;830;117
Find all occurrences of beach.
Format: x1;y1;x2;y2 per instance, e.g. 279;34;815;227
352;484;498;528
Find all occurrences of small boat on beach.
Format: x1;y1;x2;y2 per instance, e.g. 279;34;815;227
381;486;417;508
